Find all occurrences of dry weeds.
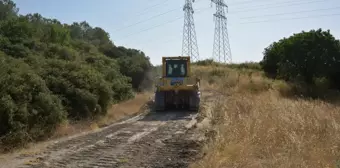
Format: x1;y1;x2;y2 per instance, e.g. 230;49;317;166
191;65;340;168
52;92;152;139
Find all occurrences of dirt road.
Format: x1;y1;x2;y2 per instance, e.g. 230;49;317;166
0;90;219;168
0;109;205;168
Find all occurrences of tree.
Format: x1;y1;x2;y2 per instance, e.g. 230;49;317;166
261;29;340;89
0;0;18;21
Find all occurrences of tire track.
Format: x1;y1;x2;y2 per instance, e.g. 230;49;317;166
15;110;202;168
115;116;203;168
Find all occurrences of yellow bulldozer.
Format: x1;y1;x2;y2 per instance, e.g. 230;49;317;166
154;56;201;111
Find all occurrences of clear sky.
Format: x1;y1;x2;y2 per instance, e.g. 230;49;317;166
13;0;340;66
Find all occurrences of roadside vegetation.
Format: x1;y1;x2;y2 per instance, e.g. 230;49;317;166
191;28;340;167
0;0;153;152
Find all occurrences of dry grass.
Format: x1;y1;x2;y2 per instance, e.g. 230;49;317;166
52;92;152;139
96;92;153;127
191;65;340;168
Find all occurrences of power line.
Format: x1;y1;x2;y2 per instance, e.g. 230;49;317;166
114;0;170;29
118;12;339;64
131;9;339;45
116;16;182;41
135;0;170;16
232;0;326;10
113;0;205;33
228;0;285;6
116;7;212;41
112;7;180;32
120;0;258;32
230;0;329;14
114;0;338;51
240;6;340;19
115;0;330;35
229;0;268;6
134;11;338;47
222;0;293;6
240;12;340;24
114;0;318;35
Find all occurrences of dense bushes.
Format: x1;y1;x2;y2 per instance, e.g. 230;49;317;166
117;51;153;91
0;0;152;150
0;56;67;149
260;28;340;96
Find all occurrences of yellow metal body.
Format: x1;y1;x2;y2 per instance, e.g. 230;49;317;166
157;77;198;91
156;56;199;92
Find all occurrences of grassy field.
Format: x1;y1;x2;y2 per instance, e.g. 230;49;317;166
190;65;340;168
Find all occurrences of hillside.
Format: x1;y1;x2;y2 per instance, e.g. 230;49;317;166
0;0;153;151
189;29;340;167
188;64;340;167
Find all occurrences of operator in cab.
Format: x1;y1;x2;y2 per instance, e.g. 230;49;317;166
167;63;186;77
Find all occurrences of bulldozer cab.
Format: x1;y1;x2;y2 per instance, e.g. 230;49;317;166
162;56;190;78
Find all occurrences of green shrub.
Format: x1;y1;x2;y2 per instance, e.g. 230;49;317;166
0;58;66;150
261;29;340;89
261;29;340;98
0;0;154;150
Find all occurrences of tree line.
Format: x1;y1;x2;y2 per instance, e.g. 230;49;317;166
0;0;153;150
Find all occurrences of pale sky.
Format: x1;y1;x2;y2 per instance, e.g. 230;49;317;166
13;0;340;66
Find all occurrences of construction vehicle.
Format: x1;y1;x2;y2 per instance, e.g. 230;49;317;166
154;56;201;111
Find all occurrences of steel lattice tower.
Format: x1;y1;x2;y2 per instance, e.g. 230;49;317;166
182;0;199;62
211;0;232;63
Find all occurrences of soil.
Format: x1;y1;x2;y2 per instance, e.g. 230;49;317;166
0;91;218;168
0;110;205;168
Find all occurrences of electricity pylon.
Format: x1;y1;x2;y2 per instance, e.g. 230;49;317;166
182;0;199;62
211;0;232;63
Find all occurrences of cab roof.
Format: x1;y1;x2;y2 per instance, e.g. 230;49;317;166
162;56;190;62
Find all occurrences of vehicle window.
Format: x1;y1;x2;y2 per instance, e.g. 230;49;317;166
168;64;173;75
165;60;187;77
180;64;185;75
